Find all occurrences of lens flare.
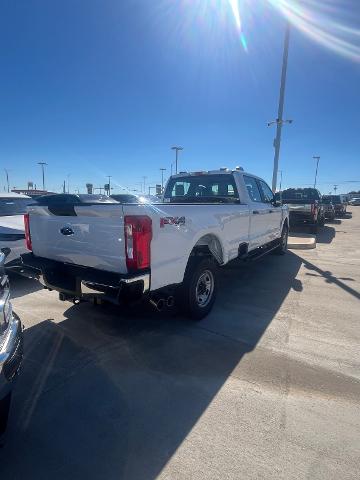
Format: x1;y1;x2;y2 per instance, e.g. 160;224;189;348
228;0;242;29
268;0;360;62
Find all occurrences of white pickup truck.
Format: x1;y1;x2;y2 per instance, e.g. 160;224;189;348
20;169;289;319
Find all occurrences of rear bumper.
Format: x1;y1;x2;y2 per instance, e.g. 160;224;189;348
289;211;315;224
20;253;150;302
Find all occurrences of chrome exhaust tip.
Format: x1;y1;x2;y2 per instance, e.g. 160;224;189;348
149;297;166;312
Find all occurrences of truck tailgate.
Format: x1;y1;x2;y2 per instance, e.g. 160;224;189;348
28;204;127;273
287;204;312;212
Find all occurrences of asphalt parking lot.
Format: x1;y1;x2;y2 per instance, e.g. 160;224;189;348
1;209;360;479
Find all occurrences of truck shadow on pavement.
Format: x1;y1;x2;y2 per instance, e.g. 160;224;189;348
2;252;303;480
8;273;43;299
316;225;336;244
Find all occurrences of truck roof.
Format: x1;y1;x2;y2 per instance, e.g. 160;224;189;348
170;168;263;181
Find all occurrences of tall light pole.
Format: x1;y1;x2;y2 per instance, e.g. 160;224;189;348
171;146;183;174
38;162;48;191
334;184;338;194
279;170;283;191
270;24;291;192
107;176;112;196
4;169;10;193
160;168;166;192
313;156;320;188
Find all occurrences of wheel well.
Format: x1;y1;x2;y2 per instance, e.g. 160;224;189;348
283;218;289;229
191;234;223;265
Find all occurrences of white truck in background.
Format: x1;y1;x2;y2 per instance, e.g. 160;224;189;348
20;169;289;319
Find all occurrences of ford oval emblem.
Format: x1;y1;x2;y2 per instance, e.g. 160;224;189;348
60;226;74;236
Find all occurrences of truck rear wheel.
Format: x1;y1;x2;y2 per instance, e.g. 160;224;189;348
310;223;318;234
274;223;288;255
178;257;218;320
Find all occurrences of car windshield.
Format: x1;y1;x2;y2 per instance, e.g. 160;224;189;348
0;197;33;215
164;174;239;203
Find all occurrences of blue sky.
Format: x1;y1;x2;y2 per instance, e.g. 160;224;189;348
0;0;359;194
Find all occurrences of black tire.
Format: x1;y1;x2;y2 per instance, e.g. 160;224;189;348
274;223;288;255
310;224;318;234
318;214;325;227
178;257;218;320
0;392;12;437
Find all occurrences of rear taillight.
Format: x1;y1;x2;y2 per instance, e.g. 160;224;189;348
124;216;152;272
24;213;32;251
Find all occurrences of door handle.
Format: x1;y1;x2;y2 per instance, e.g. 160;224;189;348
253;210;260;214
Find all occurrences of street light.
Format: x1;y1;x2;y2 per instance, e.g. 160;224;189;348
38;162;48;191
313;156;320;188
107;176;112;196
270;24;291;192
171;146;183;174
278;170;283;191
160;168;166;192
4;169;10;193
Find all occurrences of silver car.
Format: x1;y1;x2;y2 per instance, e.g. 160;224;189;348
0;193;33;266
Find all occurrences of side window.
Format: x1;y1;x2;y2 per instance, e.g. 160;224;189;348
171;181;190;197
243;176;262;203
259;180;274;204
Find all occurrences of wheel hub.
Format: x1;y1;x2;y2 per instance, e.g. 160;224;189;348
196;270;214;307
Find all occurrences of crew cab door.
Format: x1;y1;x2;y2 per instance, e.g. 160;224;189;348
243;175;271;249
257;179;282;241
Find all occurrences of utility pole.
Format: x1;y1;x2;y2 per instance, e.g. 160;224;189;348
63;180;66;193
270;24;291;192
313;156;320;188
279;170;283;191
38;162;48;191
142;176;147;193
334;184;338;194
4;169;10;193
160;168;166;192
107;176;112;196
171;146;183;174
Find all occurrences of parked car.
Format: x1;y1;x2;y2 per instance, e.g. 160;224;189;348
34;193;117;206
349;197;360;206
0;248;23;438
21;168;289;319
111;193;161;204
321;196;336;221
0;193;34;266
279;188;325;233
327;195;347;217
